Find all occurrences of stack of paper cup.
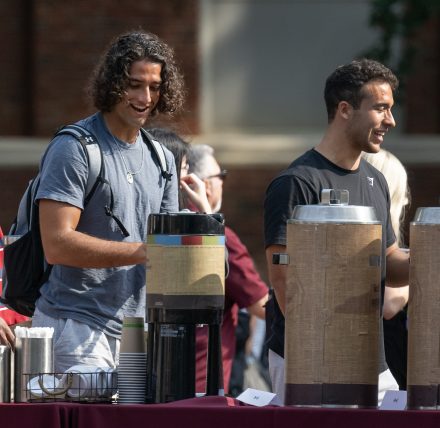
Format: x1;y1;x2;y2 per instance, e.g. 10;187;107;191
118;317;147;404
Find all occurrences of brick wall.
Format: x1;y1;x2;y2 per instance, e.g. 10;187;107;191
2;2;440;136
404;15;440;133
0;0;199;136
0;0;28;134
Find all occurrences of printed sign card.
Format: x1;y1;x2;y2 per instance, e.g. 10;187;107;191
380;390;407;411
236;388;278;407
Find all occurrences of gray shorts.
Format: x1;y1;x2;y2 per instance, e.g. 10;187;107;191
32;308;120;373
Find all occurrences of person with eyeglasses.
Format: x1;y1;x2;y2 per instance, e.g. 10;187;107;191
206;170;228;180
146;128;212;213
187;144;269;396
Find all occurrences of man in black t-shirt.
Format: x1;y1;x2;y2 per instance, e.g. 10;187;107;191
264;59;410;405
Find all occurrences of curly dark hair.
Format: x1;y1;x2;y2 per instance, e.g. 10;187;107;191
88;30;185;116
324;59;399;122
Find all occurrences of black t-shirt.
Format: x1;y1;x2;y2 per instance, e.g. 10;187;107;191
264;149;395;372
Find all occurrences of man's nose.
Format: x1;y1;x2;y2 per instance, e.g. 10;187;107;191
139;87;152;104
384;109;396;128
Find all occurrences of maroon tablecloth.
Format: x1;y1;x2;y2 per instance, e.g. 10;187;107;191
0;401;72;428
2;396;440;428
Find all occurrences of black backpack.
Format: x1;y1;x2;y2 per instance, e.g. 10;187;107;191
1;124;171;316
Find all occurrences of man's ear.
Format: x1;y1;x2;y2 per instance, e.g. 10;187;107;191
204;178;212;198
337;101;353;120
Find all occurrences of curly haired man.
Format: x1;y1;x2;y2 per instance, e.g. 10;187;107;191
31;30;185;371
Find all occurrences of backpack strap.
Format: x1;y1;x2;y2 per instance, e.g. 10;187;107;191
53;124;130;237
55;124;104;205
51;124;173;237
140;128;173;181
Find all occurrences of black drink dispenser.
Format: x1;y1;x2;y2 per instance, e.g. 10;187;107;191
145;212;225;403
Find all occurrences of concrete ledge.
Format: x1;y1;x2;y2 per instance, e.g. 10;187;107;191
1;132;440;167
0;138;48;167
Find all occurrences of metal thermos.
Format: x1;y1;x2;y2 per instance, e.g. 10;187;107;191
0;345;11;402
146;212;225;403
274;189;382;408
407;207;440;409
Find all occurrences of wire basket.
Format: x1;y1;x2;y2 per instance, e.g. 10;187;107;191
24;371;118;403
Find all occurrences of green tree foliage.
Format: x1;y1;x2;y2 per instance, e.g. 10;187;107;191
365;0;440;97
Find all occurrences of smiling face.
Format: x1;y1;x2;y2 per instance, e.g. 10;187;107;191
345;81;396;153
106;60;162;142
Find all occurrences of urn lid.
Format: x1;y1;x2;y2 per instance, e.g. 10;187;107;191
289;189;380;224
147;212;225;235
411;207;440;225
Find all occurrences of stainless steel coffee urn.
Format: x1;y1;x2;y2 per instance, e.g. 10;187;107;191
274;189;382;407
407;207;440;409
145;212;225;403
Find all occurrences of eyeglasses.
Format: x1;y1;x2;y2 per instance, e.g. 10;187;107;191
205;169;228;181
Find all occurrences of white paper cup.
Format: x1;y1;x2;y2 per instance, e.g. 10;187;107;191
120;317;145;354
63;365;105;398
27;375;60;398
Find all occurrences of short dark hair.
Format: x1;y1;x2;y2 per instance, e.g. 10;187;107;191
88;30;185;116
324;59;398;122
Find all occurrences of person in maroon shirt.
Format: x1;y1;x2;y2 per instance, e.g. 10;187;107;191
187;144;268;394
0;226;30;348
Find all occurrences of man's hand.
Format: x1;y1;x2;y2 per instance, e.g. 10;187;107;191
0;317;15;349
180;173;212;213
386;244;410;287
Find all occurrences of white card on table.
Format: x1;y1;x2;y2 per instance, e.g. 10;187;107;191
379;390;407;410
236;388;277;407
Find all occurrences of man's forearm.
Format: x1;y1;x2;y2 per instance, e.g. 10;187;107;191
43;230;147;268
40;199;147;268
266;245;287;315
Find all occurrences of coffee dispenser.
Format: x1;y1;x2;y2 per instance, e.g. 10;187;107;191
407;207;440;409
145;212;225;403
274;189;382;407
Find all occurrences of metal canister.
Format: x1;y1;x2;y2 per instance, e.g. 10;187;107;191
275;189;382;408
407;207;440;409
0;345;11;402
14;337;54;402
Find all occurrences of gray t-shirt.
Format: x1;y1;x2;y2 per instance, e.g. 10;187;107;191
35;112;179;337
